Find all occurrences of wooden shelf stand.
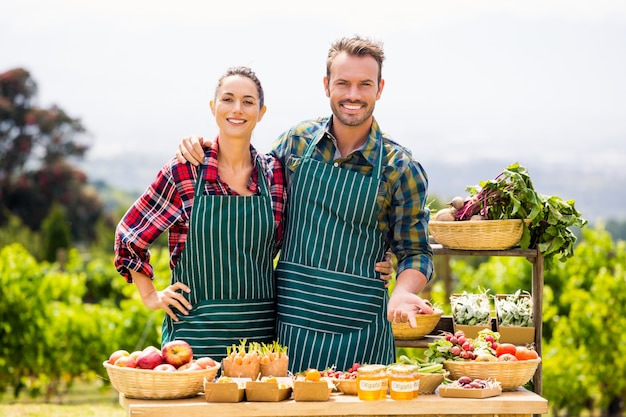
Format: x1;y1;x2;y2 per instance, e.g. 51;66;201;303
395;244;544;395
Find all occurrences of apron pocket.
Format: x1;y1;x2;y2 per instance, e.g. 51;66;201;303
276;261;385;334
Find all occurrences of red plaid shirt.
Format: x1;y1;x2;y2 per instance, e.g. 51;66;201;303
114;140;286;283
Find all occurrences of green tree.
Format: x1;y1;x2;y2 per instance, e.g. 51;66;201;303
0;68;88;197
0;243;164;401
541;227;626;416
0;67;103;245
436;226;626;416
41;203;72;263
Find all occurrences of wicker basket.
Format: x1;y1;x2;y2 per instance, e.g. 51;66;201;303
429;219;529;250
103;361;220;399
417;371;448;395
392;309;443;340
334;378;358;395
443;358;540;391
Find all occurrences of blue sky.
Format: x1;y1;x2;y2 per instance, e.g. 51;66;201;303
2;0;626;191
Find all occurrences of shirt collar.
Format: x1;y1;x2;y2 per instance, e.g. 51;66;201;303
203;137;260;192
323;116;382;167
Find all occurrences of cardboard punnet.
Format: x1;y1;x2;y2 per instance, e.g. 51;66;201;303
245;378;292;402
204;377;248;403
495;293;535;345
292;380;333;401
438;385;502;398
497;325;535;345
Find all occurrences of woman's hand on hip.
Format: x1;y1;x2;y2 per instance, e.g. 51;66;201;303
142;282;192;322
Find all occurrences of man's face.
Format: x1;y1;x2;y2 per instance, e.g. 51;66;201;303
324;52;384;128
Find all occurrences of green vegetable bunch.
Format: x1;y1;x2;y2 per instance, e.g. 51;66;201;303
451;290;491;326
455;162;588;270
495;290;533;327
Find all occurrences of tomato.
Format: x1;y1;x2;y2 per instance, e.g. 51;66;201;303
515;346;539;361
305;368;321;381
495;343;517;357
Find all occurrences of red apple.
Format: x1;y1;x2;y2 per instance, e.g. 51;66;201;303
143;345;160;354
108;349;129;365
179;362;202;371
114;355;137;368
136;348;164;369
195;356;217;369
154;363;178;372
129;350;142;361
161;340;193;368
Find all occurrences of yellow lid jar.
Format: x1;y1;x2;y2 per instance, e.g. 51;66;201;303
356;364;386;401
388;364;417;400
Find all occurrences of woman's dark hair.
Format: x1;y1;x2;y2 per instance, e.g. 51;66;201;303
214;66;264;108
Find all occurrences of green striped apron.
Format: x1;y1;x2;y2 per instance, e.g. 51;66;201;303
276;135;395;372
162;162;276;361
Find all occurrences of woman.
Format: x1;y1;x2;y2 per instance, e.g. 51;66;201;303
114;66;285;361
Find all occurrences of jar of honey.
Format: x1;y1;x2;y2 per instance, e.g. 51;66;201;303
388;364;417;400
357;364;387;401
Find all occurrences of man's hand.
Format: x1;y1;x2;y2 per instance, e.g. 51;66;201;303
176;135;209;166
375;251;394;288
387;290;433;328
386;269;432;327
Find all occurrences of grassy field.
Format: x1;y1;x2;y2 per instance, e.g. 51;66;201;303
0;380;126;417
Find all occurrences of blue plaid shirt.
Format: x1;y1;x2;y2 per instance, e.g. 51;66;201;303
271;116;434;281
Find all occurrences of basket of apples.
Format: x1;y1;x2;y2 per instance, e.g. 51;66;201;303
103;340;220;399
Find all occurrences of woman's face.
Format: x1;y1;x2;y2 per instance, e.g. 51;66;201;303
210;75;266;141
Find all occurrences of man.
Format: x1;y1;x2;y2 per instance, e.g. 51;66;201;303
177;36;434;372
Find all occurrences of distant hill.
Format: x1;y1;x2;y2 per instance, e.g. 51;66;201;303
81;153;625;224
424;158;624;224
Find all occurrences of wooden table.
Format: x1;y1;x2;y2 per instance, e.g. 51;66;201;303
119;388;548;417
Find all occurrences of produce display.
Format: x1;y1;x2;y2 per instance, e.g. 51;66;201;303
105;331;540;401
432;162;587;269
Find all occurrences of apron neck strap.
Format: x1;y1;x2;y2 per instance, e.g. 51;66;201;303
194;158;270;198
302;131;384;180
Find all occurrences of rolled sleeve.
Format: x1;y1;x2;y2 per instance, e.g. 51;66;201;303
387;159;434;282
113;158;186;283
